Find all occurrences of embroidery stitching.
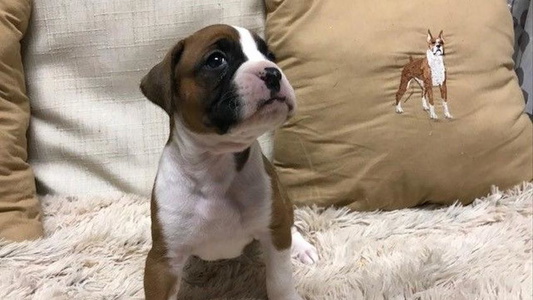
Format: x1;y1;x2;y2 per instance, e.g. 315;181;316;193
395;29;453;120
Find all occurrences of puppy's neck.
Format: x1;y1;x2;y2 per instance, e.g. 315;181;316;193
162;117;256;186
158;125;234;196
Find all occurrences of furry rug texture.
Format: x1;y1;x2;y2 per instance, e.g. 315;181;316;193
1;183;532;300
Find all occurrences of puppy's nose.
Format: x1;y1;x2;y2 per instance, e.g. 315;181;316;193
436;44;441;48
261;67;282;93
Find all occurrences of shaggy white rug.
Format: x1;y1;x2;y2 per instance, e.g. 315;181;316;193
1;183;532;300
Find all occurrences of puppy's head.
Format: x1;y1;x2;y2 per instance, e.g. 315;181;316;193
140;24;295;150
427;30;445;56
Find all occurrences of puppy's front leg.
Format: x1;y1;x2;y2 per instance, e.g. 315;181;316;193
260;234;303;300
144;248;188;300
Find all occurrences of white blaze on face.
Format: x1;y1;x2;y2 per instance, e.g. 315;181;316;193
230;26;296;128
232;26;267;62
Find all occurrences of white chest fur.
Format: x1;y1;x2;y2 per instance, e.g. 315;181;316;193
154;142;272;261
426;50;446;86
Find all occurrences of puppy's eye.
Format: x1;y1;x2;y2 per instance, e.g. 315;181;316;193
431;41;436;44
205;51;227;69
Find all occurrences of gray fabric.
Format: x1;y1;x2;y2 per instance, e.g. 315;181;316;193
509;0;532;117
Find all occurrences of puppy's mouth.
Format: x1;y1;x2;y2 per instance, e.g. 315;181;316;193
257;96;293;111
433;48;444;55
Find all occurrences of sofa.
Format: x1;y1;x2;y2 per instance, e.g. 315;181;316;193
1;0;532;299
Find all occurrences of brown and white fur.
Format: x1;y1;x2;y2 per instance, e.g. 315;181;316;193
395;30;452;119
140;24;318;300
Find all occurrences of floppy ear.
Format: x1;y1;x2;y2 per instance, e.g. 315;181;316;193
427;29;434;43
438;30;445;42
140;41;184;115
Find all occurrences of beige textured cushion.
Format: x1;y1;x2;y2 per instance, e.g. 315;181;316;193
25;1;265;196
0;0;43;241
267;0;533;210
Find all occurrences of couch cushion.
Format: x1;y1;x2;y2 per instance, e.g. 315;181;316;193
25;0;265;196
266;0;533;210
0;0;43;241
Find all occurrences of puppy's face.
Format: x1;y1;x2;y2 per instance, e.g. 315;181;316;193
140;24;295;148
427;30;445;56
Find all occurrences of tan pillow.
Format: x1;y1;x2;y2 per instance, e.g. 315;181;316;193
266;0;533;210
0;0;43;241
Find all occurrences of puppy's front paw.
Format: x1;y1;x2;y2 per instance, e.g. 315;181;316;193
293;244;318;265
291;231;319;265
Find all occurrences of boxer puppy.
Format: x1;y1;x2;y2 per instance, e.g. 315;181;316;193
140;24;318;300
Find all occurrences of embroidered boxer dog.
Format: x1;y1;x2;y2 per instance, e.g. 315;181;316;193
395;30;452;119
140;24;318;300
